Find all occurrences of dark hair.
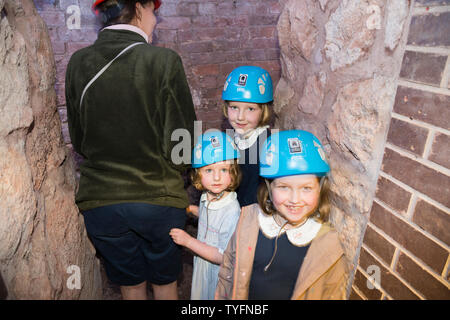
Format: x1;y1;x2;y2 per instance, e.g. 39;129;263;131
190;160;242;192
97;0;154;27
257;176;331;223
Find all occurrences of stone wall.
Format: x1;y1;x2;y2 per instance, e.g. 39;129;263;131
34;0;282;143
0;0;102;299
274;0;415;296
351;1;450;300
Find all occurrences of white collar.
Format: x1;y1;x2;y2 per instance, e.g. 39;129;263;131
103;24;149;43
234;125;269;150
200;191;237;210
257;207;322;246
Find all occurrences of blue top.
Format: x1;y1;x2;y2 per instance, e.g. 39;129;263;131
248;229;310;300
234;127;270;207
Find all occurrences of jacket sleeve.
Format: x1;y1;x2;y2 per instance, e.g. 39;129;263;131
159;52;197;172
65;58;85;158
215;227;237;300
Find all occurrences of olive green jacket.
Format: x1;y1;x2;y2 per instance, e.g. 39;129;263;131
215;204;349;300
65;29;196;211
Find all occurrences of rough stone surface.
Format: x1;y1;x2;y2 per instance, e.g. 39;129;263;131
384;0;409;51
328;76;396;180
324;0;381;71
298;72;326;116
0;0;102;299
277;0;317;61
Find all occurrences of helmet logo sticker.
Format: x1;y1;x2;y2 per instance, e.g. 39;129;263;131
210;136;221;148
224;76;231;91
288;138;302;154
258;77;266;95
195;144;202;161
238;74;248;86
314;140;328;164
266;143;276;165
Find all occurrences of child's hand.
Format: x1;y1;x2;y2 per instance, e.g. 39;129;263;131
169;228;192;247
186;205;199;216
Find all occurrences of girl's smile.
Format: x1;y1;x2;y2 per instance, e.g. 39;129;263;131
271;174;321;225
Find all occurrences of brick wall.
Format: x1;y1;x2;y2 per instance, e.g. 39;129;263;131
350;0;450;300
34;0;282;145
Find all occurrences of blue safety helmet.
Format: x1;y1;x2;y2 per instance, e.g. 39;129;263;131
222;66;273;103
259;130;330;178
192;131;240;168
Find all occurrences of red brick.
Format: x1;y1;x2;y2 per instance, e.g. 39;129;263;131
396;252;450;299
210;40;241;52
358;247;420;299
180;41;213;54
248;15;280;26
202;87;222;99
264;48;280;60
157;16;191;30
189;52;227;66
157;2;177;16
399;51;447;86
57;25;98;42
245;49;267;61
370;201;448;274
243;38;279;50
348;289;364;300
362;224;396;265
39;11;65;27
66;42;91;56
375;176;412;216
154;29;178;44
415;0;450;6
176;2;198;16
177;30;196;43
192;64;219;77
381;148;450;207
55;83;66;107
195;75;218;89
248;26;276;38
393;86;450;130
194;28;227;41
213;15;249;28
407;12;450;47
387;118;428;156
198;3;216;16
51;41;66;55
191;16;214;28
352;269;383;300
413;200;450;246
428;132;450;169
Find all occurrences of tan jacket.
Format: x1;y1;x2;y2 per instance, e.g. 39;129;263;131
215;204;349;300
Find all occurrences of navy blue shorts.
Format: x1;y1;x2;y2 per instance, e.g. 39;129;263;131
82;203;186;286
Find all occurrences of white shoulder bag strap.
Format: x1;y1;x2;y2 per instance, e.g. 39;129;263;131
79;42;145;109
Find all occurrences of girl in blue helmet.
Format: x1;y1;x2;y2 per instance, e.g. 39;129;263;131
170;131;241;300
222;65;275;209
215;130;349;300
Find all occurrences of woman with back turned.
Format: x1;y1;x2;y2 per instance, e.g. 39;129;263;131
65;0;196;299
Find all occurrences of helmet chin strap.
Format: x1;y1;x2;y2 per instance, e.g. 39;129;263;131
204;190;226;239
263;176;326;272
207;190;225;201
